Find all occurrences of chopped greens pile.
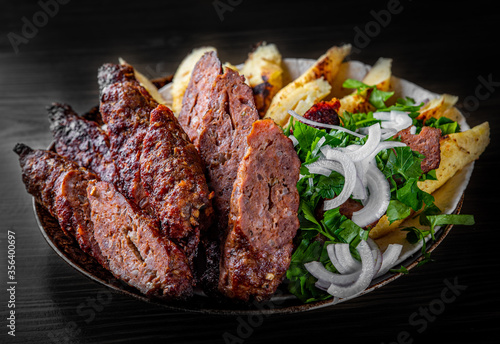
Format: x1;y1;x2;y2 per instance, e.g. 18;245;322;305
284;79;473;303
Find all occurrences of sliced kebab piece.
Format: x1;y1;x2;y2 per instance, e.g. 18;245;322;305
177;51;260;294
98;62;158;209
87;180;193;299
140;104;214;264
219;119;301;301
13;143;108;268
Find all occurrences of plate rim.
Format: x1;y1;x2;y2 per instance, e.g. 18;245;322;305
33;193;463;315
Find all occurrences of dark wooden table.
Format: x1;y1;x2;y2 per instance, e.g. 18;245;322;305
1;1;498;343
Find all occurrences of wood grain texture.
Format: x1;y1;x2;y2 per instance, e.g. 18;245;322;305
1;0;499;343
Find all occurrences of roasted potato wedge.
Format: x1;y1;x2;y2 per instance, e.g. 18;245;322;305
171;46;217;115
239;43;284;117
265;44;351;126
417;94;459;122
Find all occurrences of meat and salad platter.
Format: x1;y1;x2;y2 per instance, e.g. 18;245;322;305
15;43;490;314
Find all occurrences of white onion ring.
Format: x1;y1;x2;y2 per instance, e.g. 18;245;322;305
334;244;361;273
373;110;412;132
375;244;403;278
326;240;376;298
321;150;357;210
305;261;361;287
351;163;391;228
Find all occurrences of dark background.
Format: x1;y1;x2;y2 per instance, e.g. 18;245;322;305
1;0;499;343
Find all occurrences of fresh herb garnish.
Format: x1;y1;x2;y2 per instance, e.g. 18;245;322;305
342;79;394;109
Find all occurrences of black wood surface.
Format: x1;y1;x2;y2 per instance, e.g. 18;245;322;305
1;0;499;343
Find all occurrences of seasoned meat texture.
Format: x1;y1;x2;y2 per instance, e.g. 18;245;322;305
396;126;442;173
196;67;260;232
13;144;107;268
302;99;341;129
178;51;223;146
140;104;214;263
87;180;193;299
98;63;158;208
48;103;118;184
219;119;301;301
178;52;260;294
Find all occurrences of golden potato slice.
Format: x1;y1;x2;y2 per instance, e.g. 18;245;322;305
338;57;393;115
264;78;331;126
418;121;490;194
171;46;217;114
118;58;166;105
361;57;393;91
239;43;283;117
417;94;459;121
265;44;351;126
370;121;490;239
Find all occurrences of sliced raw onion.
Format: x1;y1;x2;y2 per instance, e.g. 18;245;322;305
326;240;376;298
289;134;299;147
334;244;361;273
351;163;391;227
375;244;403;278
321;150;357;210
305;261;361;287
288;110;365;138
319;123;381;163
373;110;412;132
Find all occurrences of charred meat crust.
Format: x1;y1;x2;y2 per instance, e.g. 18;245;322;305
140;104;214;264
219;119;301;301
13;144;108;268
48;103;118;184
98;63;158;208
87;180;193;299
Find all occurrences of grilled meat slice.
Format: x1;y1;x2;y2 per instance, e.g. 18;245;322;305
396;126;442;173
219;119;301;301
87;180;193;299
48;103;118;184
13;144;107;268
178;52;260;294
140;104;214;263
178;51;223;146
98;63;158;208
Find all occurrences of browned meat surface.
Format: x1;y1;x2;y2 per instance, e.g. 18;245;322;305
196;67;260;232
178;51;223;146
219;119;301;301
140;104;214;263
177;52;260;295
98;63;158;208
396;126;442;173
13;144;107;268
87;180;193;299
302;100;341;129
48;103;118;184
